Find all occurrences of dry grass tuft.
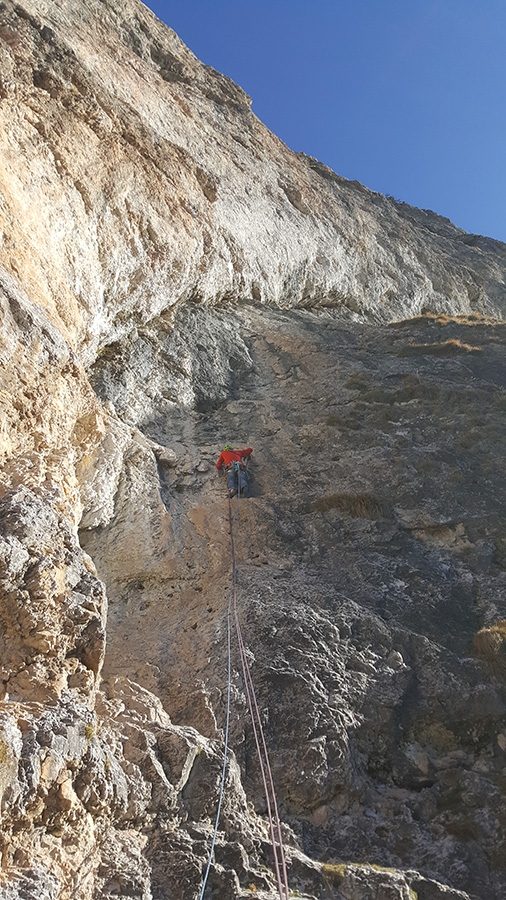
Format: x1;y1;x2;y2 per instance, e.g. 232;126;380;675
391;311;503;327
397;339;482;357
0;738;9;765
312;492;383;519
321;862;418;897
84;722;96;740
473;620;506;679
321;862;418;898
321;863;347;881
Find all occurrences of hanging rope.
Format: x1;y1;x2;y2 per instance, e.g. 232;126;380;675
197;580;233;900
230;483;290;900
197;459;290;900
234;614;290;897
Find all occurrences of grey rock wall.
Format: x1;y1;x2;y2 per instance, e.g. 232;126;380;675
83;305;506;900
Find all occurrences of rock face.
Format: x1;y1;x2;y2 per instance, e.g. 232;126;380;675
1;0;506;362
1;1;506;899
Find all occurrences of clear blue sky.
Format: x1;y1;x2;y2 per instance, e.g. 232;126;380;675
143;0;506;243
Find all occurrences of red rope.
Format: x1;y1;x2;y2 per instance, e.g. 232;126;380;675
228;498;290;900
234;612;290;897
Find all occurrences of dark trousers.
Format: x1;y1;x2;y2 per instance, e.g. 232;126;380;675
226;465;247;494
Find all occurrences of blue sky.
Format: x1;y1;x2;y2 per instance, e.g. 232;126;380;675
143;1;506;243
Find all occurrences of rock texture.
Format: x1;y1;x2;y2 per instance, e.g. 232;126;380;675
84;306;506;900
1;1;506;899
1;0;506;362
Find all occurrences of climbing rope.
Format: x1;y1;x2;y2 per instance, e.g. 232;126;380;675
197;579;233;900
197;460;290;900
230;485;290;900
235;619;290;897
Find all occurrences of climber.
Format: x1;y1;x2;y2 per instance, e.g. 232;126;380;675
216;444;253;499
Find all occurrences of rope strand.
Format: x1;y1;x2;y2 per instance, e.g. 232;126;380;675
231;488;290;900
234;610;290;899
197;582;232;900
197;464;290;900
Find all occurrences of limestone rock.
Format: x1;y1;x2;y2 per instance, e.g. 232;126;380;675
81;305;506;900
0;0;505;367
0;485;107;702
1;0;506;898
0;269;102;524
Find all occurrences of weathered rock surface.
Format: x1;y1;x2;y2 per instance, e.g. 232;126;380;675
83;306;506;900
1;1;506;899
1;0;506;363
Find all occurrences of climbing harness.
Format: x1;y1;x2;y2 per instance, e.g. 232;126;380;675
197;476;290;900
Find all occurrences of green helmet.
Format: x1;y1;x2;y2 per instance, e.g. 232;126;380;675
223;444;233;451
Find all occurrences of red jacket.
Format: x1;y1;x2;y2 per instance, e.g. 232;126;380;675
216;448;253;470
